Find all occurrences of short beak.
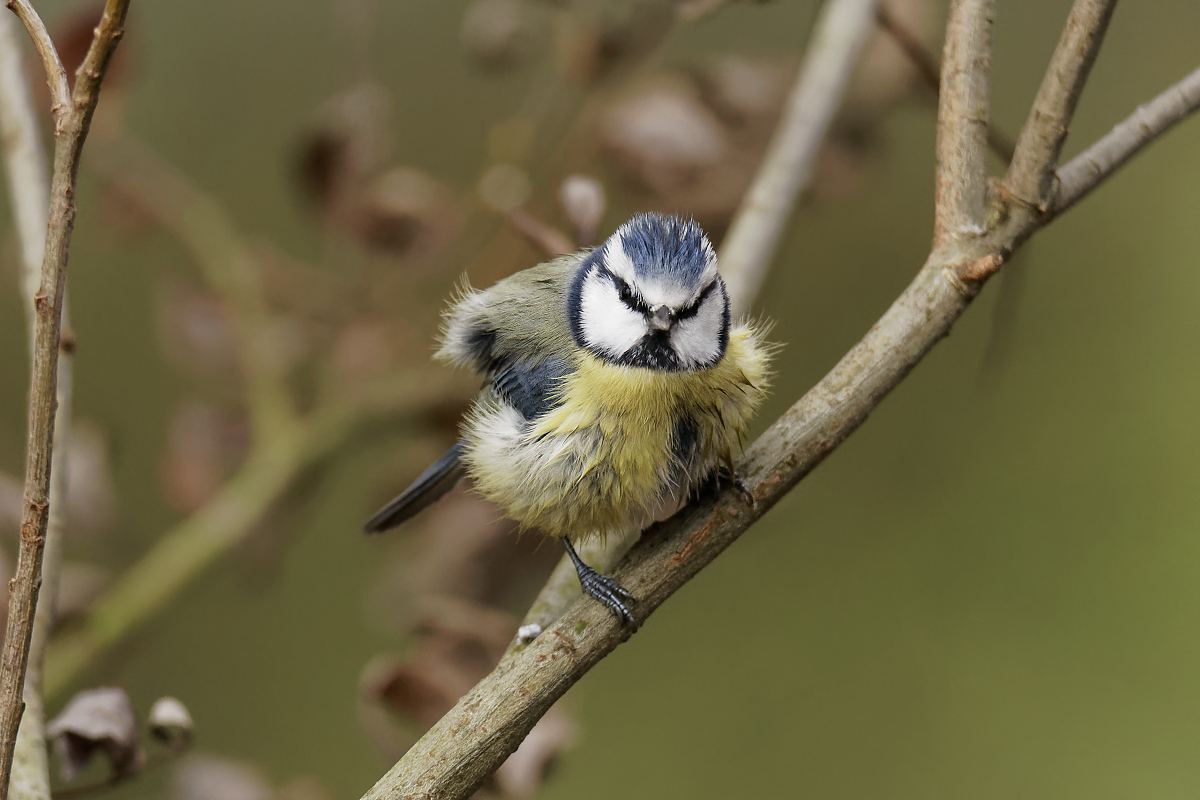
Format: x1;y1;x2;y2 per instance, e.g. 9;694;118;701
649;305;672;331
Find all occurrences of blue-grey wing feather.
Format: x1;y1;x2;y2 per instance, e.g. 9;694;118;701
363;441;466;533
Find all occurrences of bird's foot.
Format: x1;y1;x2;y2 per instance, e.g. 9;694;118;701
713;465;757;510
563;539;636;626
578;565;636;626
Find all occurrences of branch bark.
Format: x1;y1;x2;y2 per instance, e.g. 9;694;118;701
1002;0;1117;209
933;0;994;245
720;0;882;317
874;4;1015;162
358;9;1200;800
1053;65;1200;215
510;0;886;649
0;2;129;796
0;10;67;799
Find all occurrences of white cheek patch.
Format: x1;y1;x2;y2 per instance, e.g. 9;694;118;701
579;269;646;358
670;284;725;368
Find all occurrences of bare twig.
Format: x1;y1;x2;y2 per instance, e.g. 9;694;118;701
512;0;885;644
0;2;129;796
933;0;994;245
1002;0;1117;209
875;4;1015;162
502;208;574;258
1;1;65;121
96;137;296;437
720;0;883;316
358;6;1200;799
0;11;66;798
1054;64;1200;215
42;366;452;699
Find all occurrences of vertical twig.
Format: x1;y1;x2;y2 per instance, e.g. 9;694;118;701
933;0;994;245
1002;0;1117;210
0;2;130;797
874;5;1015;162
0;9;65;799
719;0;883;316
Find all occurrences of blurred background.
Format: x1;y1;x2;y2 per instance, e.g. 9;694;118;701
0;0;1198;797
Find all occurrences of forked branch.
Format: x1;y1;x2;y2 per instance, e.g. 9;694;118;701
1003;0;1117;209
0;2;130;797
359;2;1200;798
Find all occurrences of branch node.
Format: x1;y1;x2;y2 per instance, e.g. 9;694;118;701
957;252;1004;282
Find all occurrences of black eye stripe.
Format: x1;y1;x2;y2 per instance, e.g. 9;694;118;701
675;281;716;321
598;266;650;314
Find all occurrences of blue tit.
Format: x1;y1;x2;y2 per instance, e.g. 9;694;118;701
366;213;771;624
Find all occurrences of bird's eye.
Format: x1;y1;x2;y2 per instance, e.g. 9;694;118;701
675;281;716;321
615;279;641;310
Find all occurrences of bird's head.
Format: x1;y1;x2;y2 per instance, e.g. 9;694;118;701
568;214;729;371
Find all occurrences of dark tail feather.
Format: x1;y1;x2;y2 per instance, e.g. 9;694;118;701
364;441;466;533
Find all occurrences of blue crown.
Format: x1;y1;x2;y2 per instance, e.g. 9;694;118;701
616;213;713;285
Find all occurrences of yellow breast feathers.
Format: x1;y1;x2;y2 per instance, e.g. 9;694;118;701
463;324;770;541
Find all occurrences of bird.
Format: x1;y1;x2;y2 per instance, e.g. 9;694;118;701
364;213;771;625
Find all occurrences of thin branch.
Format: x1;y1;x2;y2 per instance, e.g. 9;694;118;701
94;137;296;437
1053;64;1200;215
1002;0;1117;209
933;0;994;245
720;0;883;317
0;2;130;797
360;238;1030;800
360;14;1200;800
874;4;1015;162
42;367;454;699
0;11;66;799
512;0;885;644
502;208;574;258
1;1;65;123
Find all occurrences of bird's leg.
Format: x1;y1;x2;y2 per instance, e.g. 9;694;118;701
707;464;757;510
563;538;636;626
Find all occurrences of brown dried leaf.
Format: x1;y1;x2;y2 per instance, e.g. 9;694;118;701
172;755;275;800
351;166;459;260
599;77;728;195
367;598;518;730
149;696;194;752
294;83;392;218
554;0;675;85
47;687;143;781
159;401;249;513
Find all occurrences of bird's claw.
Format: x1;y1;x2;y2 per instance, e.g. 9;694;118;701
577;566;636;626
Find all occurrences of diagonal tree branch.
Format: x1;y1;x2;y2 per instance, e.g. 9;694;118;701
510;0;886;650
0;2;130;797
933;0;994;245
1002;0;1117;210
720;0;882;316
358;8;1200;800
1053;64;1200;215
